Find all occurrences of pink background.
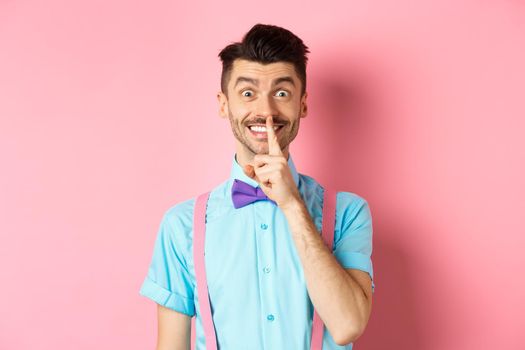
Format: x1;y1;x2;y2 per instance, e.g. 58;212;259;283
1;1;524;349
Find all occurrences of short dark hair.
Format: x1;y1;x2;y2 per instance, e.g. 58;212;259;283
218;23;310;96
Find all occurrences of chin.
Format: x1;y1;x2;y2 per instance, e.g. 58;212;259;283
252;147;269;155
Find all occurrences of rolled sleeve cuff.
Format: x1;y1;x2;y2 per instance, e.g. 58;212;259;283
139;276;195;316
335;251;376;293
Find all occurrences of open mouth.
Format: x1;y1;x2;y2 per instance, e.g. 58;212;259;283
246;124;285;139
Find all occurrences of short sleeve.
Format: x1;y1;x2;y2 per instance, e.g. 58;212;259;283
333;192;375;293
139;204;196;316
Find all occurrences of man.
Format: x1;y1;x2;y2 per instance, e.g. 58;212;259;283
139;23;375;350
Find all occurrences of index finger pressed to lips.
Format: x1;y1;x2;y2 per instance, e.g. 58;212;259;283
266;116;283;156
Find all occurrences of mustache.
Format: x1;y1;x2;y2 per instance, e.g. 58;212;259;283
245;118;287;125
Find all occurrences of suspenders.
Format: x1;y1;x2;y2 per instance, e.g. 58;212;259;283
193;191;218;350
192;187;337;350
311;187;337;350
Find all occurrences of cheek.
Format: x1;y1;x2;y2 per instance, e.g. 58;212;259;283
280;97;302;111
229;103;251;120
279;104;301;119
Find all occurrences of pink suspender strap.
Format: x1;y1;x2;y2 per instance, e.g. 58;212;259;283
192;188;337;350
193;191;217;350
310;187;337;350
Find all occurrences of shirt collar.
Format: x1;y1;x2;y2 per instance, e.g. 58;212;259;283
229;152;300;188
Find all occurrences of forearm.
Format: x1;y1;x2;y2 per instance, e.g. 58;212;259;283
281;198;370;344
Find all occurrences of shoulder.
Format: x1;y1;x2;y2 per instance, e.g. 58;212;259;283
335;191;369;211
156;197;197;245
298;173;369;209
299;173;371;227
334;191;372;233
160;179;230;228
162;197;196;226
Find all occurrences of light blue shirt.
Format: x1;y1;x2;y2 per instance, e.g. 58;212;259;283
139;153;375;349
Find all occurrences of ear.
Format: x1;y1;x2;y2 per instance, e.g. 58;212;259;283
300;91;308;118
217;91;229;118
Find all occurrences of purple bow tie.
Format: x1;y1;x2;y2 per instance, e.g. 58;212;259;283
231;179;276;209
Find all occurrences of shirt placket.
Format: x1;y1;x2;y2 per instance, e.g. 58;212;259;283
254;200;279;349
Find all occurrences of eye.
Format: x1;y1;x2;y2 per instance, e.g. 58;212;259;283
275;90;289;97
241;90;254;97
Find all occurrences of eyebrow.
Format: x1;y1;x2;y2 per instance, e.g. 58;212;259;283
233;76;296;88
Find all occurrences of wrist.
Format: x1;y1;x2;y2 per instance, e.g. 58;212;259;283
280;193;304;213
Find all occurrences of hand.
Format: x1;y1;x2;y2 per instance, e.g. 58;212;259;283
243;116;302;209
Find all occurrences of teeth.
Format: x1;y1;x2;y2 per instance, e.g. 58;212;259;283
249;125;280;132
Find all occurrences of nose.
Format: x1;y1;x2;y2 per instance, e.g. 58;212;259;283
254;94;278;119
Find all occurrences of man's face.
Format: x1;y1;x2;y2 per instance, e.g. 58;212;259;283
217;59;308;158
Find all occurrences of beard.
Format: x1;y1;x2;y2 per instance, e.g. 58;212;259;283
228;110;300;156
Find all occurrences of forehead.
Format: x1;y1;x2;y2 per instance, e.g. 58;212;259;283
228;59;299;87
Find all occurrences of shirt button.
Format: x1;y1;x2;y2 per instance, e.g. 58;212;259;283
263;266;271;273
267;314;275;321
260;223;268;230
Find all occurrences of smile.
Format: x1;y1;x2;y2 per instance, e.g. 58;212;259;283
246;124;284;139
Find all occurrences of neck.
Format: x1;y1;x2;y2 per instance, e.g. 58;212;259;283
235;148;290;169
